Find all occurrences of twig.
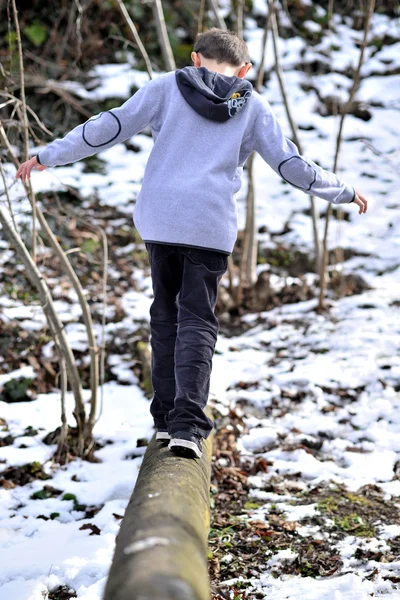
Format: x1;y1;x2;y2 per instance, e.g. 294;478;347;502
152;0;176;71
0;92;53;136
49;184;109;430
0;160;18;230
235;12;270;306
197;0;206;34
237;0;244;38
0;98;16;110
268;0;321;273
207;0;227;30
359;138;399;174
256;11;270;92
0;123;90;443
318;0;376;311
73;0;83;68
0;196;85;440
114;0;154;79
36;83;92;118
236;153;257;306
56;2;76;65
94;226;108;427
11;0;38;261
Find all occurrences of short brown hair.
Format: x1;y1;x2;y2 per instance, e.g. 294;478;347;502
193;28;250;67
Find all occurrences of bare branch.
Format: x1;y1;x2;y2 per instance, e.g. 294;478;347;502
11;0;38;261
152;0;176;71
268;0;321;273
0;123;97;441
237;0;244;38
114;0;154;79
198;0;206;34
51;187;108;431
256;12;270;92
0;192;85;436
318;0;376;311
236;12;271;306
0;160;18;231
36;82;92;118
207;0;227;30
73;0;83;67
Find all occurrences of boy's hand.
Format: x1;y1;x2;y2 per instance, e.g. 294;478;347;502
353;188;368;214
15;156;48;183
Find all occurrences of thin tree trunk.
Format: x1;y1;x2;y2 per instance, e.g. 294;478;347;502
197;0;206;34
53;352;69;463
236;13;271;307
236;153;257;305
227;255;235;299
0;124;93;443
152;0;176;71
318;0;375;311
115;0;153;79
207;0;227;30
1;163;69;458
10;0;89;449
43;188;108;437
327;0;334;28
256;12;270;91
268;0;322;273
91;226;108;432
0;203;85;444
236;0;244;38
0;161;17;231
11;0;37;261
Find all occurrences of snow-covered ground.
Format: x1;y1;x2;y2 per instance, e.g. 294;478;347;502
1;5;400;600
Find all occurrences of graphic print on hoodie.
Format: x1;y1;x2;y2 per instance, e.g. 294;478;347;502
175;66;253;122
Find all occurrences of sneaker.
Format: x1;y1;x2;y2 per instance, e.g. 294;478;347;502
155;428;171;441
168;431;203;459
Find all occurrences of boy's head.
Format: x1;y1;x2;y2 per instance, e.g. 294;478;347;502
191;28;252;78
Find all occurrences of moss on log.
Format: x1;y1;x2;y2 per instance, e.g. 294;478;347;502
103;422;214;600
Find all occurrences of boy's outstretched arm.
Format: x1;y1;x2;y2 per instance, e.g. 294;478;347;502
16;76;163;183
251;94;368;214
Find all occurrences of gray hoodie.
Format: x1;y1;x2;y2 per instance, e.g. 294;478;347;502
37;67;355;255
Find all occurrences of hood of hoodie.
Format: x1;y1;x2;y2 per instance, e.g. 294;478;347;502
175;66;253;122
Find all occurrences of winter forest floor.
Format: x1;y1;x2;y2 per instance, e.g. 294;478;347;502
1;2;400;600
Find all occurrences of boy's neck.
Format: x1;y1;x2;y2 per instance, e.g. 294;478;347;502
191;51;251;78
198;59;240;77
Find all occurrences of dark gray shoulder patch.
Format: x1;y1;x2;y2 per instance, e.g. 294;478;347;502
278;156;316;191
82;111;121;148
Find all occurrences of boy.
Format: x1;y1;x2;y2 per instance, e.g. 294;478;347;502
16;28;368;460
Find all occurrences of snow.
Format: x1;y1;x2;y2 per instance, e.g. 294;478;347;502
0;6;400;600
0;385;153;599
240;426;278;452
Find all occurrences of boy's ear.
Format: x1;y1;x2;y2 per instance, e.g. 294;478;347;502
191;52;201;67
237;62;252;78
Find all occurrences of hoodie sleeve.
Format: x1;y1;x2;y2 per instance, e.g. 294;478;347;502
37;76;164;168
251;94;355;205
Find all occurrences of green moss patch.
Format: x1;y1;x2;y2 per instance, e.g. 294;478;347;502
313;485;398;539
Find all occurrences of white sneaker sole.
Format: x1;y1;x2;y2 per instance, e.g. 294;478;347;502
156;431;171;441
168;438;202;459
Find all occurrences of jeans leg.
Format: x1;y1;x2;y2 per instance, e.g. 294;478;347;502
167;247;228;439
146;243;183;429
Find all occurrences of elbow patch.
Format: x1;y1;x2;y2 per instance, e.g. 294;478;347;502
82;111;122;148
278;156;316;191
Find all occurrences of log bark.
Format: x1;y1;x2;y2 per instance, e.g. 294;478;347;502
103;422;214;600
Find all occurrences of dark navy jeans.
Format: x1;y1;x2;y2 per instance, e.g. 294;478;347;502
145;242;229;439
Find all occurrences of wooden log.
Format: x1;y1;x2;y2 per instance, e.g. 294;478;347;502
103;425;214;600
